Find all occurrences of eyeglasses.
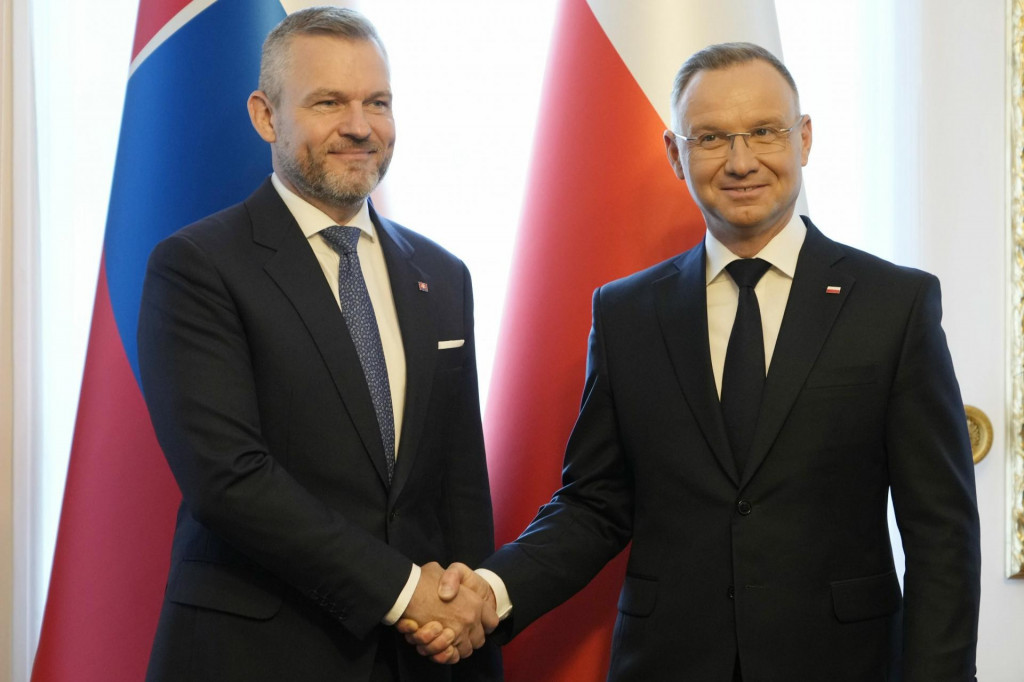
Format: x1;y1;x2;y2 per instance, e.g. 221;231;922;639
673;115;805;159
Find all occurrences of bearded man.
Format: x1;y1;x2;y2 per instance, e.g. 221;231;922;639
137;7;500;681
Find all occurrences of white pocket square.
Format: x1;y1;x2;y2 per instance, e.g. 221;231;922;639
438;339;465;349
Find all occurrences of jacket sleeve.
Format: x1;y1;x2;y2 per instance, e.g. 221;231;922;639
886;274;981;681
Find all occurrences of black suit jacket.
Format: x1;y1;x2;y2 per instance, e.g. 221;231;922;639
482;219;980;681
139;179;500;681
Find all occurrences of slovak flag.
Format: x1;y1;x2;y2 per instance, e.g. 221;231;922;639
483;1;784;679
31;1;284;680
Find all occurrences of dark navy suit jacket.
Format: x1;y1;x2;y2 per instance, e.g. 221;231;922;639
139;178;501;681
483;218;980;681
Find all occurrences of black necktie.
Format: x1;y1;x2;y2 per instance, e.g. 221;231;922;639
320;225;396;484
720;258;771;477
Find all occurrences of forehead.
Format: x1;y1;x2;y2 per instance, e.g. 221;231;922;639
677;60;798;129
280;34;390;95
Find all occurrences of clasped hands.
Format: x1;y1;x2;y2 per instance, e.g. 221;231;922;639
397;562;496;664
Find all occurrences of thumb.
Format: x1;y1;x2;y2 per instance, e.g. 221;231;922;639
437;563;468;601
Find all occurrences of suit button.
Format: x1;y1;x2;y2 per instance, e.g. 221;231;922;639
737;499;753;515
727;585;735;599
389;510;399;522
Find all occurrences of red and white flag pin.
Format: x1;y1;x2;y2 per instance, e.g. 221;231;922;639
826;285;842;295
418;281;429;292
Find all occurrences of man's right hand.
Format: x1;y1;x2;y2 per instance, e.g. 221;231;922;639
397;562;496;663
396;562;497;664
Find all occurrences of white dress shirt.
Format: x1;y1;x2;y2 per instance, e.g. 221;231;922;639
705;214;806;394
479;213;808;622
270;174;418;625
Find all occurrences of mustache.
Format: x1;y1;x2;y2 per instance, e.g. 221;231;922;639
326;142;381;154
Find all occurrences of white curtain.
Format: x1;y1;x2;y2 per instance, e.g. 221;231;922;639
5;0;41;679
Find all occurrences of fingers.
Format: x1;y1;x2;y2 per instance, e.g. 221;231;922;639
395;618;419;635
400;561;494;664
430;645;459;665
404;621;456;656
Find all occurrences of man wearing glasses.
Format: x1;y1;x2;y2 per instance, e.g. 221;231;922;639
406;42;981;681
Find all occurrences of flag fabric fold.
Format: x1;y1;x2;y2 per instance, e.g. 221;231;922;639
484;1;782;679
32;1;284;679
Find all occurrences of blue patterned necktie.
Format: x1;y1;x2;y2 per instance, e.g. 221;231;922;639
720;258;772;478
321;225;395;483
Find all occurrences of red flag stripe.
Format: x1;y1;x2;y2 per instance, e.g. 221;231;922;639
130;0;194;61
130;0;214;71
30;261;180;682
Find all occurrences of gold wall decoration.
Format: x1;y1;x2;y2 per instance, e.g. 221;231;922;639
1008;0;1024;579
965;405;993;464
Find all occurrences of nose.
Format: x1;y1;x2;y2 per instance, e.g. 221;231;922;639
724;133;758;175
337;102;372;139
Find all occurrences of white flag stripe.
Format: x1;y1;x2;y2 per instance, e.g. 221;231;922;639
585;0;783;128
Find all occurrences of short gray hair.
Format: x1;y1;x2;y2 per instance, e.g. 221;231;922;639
259;6;387;105
670;42;798;130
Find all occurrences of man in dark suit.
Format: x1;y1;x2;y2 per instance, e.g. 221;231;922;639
138;7;500;681
407;42;981;681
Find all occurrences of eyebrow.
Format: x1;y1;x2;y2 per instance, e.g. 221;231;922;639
686;117;789;133
304;88;393;102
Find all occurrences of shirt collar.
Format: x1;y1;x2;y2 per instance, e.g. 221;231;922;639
704;213;807;285
270;172;376;240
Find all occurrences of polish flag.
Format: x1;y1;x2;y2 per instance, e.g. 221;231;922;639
31;1;284;680
484;1;784;679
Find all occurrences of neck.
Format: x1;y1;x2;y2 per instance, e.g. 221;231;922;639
273;171;365;226
709;215;792;259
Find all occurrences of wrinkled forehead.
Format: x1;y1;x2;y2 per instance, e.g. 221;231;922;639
674;60;799;130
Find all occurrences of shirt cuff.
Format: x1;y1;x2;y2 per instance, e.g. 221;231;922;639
475;568;513;621
381;563;420;626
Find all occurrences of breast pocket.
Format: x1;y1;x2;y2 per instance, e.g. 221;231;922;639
435;343;468;372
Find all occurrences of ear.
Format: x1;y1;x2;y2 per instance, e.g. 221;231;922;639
798;114;812;166
248;90;277;143
664;129;686;180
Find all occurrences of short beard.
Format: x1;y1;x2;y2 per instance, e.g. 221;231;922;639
280;144;392;208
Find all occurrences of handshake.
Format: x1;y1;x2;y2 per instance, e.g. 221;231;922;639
396;562;498;664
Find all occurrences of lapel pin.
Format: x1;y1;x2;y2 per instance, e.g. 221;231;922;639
418;281;429;292
826;285;842;295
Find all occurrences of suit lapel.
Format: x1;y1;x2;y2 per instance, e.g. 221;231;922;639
740;218;854;487
373;211;437;499
248;180;391;486
655;242;739;485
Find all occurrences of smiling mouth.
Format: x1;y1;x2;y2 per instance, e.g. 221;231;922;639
327;144;379;156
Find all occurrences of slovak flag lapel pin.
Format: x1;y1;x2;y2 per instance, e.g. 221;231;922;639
418;281;429;292
826;285;842;295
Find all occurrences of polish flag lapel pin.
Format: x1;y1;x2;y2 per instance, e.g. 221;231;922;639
826;285;842;295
